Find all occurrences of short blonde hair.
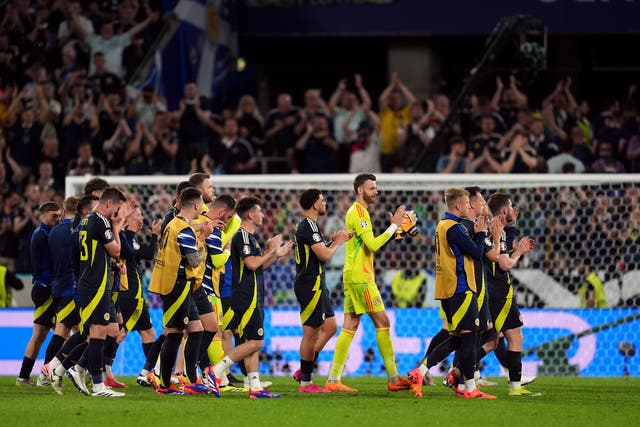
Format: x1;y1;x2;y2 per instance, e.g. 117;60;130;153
445;188;469;209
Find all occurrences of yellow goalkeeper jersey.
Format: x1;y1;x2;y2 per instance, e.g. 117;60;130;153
343;201;393;285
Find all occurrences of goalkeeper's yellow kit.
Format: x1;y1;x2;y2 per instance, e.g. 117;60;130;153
343;202;396;314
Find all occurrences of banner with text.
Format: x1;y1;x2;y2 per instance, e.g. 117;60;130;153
0;308;638;377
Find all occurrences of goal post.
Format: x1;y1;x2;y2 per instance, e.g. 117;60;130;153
66;173;640;310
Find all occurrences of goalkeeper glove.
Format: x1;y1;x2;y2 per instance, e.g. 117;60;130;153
395;210;420;239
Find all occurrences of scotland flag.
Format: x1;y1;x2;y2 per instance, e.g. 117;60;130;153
162;0;238;109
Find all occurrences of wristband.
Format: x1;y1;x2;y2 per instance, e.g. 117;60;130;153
385;224;399;236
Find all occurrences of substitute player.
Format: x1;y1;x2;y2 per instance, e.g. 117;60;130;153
409;188;495;399
326;173;411;392
147;187;216;396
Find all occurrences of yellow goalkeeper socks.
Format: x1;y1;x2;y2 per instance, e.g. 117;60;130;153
376;327;399;379
328;328;355;382
208;336;224;365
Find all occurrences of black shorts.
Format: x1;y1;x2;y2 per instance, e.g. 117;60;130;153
440;290;479;332
477;287;491;332
294;279;335;327
193;286;214;316
54;296;80;328
228;304;264;341
490;295;523;333
32;284;55;327
79;282;115;328
119;297;152;331
160;281;198;330
221;296;231;314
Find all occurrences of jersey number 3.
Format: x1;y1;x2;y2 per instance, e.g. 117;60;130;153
79;230;89;261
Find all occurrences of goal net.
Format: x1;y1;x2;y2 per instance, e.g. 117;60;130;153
65;174;640;377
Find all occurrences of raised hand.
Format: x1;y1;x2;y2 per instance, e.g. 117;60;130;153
491;214;506;239
150;218;162;235
517;236;535;254
275;240;294;258
200;221;214;239
354;74;363;88
390;205;407;226
474;214;488;234
333;229;353;245
267;234;283;251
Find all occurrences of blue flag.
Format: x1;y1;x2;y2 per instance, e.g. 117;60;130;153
162;0;237;110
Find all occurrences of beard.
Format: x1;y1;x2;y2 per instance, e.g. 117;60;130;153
363;192;376;205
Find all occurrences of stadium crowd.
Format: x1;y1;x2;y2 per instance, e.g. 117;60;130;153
0;1;639;307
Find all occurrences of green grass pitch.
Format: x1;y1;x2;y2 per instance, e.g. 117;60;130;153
2;376;638;427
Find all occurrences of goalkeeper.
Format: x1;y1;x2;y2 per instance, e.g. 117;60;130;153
325;173;412;393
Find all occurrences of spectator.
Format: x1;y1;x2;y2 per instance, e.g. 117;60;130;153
73;12;157;78
176;81;210;173
343;111;381;174
122;120;148;175
294;88;329;138
591;140;626;173
436;136;471;173
264;93;300;172
57;0;93;47
214;118;258;174
102;117;132;174
145;111;178;174
95;90;125;154
529;111;559;159
547;140;586;173
15;183;40;273
567;125;594;168
35;160;59;192
87;51;122;97
236;94;265;153
542;79;572;132
127;85;165;129
5;100;43;182
67;140;105;176
295;114;338;173
397;100;439;173
500;130;540;173
0;190;23;272
470;114;502;159
329;74;372;172
596;113;630;160
626;134;640;173
61;84;98;159
491;75;528;130
55;43;84;85
378;72;415;172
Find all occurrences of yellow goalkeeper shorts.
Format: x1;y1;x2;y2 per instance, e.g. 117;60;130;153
343;282;385;315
